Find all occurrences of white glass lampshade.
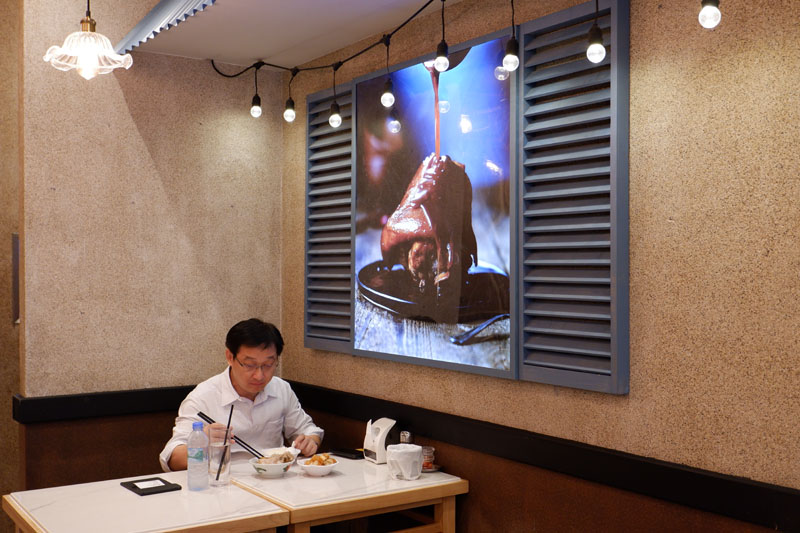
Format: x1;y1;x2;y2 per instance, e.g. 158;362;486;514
329;112;342;128
283;108;296;122
434;55;449;72
586;43;606;64
250;105;262;118
44;29;132;80
502;53;520;72
381;91;395;108
699;5;721;29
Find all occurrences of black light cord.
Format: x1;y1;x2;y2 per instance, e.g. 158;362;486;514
86;0;91;17
253;66;259;95
210;0;435;84
511;0;516;39
595;0;600;21
440;0;446;41
384;35;391;75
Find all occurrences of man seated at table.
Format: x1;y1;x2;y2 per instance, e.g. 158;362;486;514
160;318;323;471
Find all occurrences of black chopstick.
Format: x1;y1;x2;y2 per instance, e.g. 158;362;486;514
215;405;234;481
197;411;263;458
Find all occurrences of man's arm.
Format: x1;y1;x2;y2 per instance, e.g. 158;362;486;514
168;444;188;471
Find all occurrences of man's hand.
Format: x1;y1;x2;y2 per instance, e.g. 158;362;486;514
293;434;321;456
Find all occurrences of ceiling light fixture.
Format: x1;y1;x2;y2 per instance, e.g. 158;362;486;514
586;0;606;64
250;63;264;118
329;62;343;128
44;0;132;80
698;0;721;29
502;0;520;72
284;67;298;122
434;0;449;72
380;35;395;108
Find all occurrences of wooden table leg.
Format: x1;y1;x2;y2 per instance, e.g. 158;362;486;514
288;523;311;533
434;495;456;533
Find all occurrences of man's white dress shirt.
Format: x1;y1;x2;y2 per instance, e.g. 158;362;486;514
159;368;323;471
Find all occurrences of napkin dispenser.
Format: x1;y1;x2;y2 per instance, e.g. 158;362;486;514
363;417;397;464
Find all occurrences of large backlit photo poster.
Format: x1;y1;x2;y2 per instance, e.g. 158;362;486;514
354;36;511;372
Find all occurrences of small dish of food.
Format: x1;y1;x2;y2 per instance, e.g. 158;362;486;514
250;447;300;478
299;453;338;477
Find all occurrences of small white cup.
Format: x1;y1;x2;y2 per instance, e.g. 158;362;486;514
386;444;423;480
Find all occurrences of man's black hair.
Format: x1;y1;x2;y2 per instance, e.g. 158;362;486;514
225;318;284;357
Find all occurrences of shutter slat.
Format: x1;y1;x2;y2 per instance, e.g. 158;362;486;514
525;185;610;200
309;158;351;173
309;145;352;161
524;276;610;284
309;222;350;233
309;133;352;150
308;184;352;197
524;222;611;233
525;327;611;339
523;109;611;134
525;69;610;100
308;210;350;221
524;57;609;85
525;89;611;118
525;166;610;183
524;127;611;150
524;241;610;249
524;204;610;217
308;197;351;209
308;171;351;186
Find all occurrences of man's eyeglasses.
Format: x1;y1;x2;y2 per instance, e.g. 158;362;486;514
234;357;277;373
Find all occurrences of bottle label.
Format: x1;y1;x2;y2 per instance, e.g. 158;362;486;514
188;447;205;463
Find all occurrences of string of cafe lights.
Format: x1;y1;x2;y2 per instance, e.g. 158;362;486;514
210;0;723;124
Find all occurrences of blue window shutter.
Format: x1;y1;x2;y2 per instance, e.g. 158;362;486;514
517;0;629;393
304;87;354;352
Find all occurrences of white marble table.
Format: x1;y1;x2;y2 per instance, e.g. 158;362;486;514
2;470;288;533
231;457;469;533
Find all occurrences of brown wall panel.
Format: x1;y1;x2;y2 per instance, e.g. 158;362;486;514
307;409;771;533
21;412;175;490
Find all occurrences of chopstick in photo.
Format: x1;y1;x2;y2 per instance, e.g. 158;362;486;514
197;410;263;458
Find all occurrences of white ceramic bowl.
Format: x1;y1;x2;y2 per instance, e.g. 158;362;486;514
250;447;300;478
299;457;338;477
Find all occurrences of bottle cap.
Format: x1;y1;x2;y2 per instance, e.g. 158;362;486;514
192;421;203;430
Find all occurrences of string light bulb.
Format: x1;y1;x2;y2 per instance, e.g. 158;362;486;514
380;35;395;107
329;102;342;128
502;0;519;72
698;0;721;29
43;0;132;80
250;65;262;118
284;68;298;123
250;94;262;118
283;97;295;122
329;62;342;128
381;79;395;108
585;0;606;64
434;0;449;72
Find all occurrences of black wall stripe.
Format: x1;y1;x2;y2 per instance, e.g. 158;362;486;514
11;385;799;531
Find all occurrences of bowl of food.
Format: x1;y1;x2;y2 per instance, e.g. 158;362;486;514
250;447;300;478
299;453;338;477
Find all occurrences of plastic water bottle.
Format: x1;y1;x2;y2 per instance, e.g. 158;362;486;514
187;421;209;490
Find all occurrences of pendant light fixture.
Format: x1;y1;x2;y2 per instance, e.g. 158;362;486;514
329;62;343;128
43;0;132;80
698;0;721;29
502;0;520;72
250;65;262;118
380;35;395;108
284;68;298;123
434;0;449;72
585;0;606;64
